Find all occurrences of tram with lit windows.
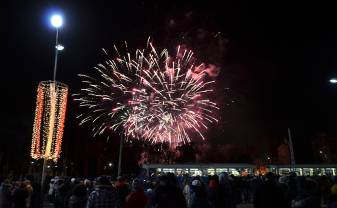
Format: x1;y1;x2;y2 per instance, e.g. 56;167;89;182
142;163;337;176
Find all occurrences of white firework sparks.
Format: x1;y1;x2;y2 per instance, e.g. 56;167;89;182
74;40;218;146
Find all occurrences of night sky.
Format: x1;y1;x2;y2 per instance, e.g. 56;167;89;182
3;1;337;173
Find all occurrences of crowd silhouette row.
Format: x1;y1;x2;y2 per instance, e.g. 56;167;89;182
1;172;337;208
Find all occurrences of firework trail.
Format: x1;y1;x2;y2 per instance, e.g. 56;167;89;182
74;40;218;146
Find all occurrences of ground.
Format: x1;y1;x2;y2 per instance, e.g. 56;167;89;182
43;201;254;208
237;204;253;208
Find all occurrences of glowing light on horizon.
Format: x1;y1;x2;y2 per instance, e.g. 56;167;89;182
74;41;218;146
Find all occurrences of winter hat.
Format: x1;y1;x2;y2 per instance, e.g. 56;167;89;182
96;176;111;186
132;179;143;191
278;176;288;184
117;176;124;182
192;180;201;186
84;179;91;186
265;172;276;181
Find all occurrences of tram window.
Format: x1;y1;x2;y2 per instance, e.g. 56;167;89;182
207;168;215;175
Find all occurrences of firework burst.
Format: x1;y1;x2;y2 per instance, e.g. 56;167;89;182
74;40;218;145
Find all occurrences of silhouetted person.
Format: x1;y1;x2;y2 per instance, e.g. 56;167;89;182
48;178;56;203
328;179;337;208
65;178;80;208
217;172;235;208
12;181;28;208
54;178;67;208
24;180;33;208
152;173;186;208
278;176;291;208
68;184;87;208
125;179;148;208
84;179;93;196
253;172;286;208
115;176;129;208
320;175;332;205
292;178;321;208
182;177;191;207
86;176;118;208
0;179;12;208
189;179;210;208
242;175;252;203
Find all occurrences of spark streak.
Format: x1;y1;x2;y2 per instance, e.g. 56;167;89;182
74;42;218;146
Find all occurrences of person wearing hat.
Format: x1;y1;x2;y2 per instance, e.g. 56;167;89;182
86;176;118;208
327;182;337;208
189;179;210;208
292;178;320;208
68;184;87;208
0;179;12;208
217;172;234;208
152;174;186;208
125;179;148;208
253;172;287;208
115;176;129;208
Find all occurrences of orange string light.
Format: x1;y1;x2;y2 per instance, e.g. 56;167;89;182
31;81;68;162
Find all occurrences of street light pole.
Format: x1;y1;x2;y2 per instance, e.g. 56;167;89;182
40;158;48;201
53;29;59;82
117;133;123;177
288;128;296;171
39;14;64;208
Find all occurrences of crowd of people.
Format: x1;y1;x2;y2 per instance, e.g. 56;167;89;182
0;172;337;208
0;178;35;208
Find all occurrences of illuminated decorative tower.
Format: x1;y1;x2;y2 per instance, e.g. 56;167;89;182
31;81;68;162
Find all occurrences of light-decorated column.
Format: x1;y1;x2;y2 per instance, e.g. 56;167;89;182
31;81;68;162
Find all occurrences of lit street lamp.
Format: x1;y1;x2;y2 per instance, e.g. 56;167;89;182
330;78;337;84
56;44;64;51
50;14;63;28
50;14;63;81
267;156;271;164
